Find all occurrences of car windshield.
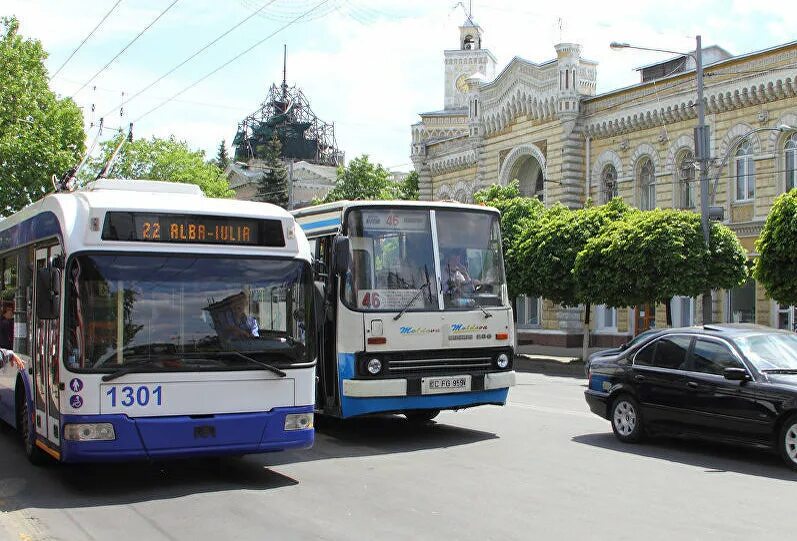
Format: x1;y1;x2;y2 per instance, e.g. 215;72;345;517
65;254;314;372
733;333;797;371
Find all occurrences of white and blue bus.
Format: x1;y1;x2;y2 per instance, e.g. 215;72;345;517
0;179;316;463
293;201;515;421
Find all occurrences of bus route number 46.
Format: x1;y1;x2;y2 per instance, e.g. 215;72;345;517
105;385;163;408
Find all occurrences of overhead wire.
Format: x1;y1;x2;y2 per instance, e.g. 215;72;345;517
50;0;123;80
101;0;281;119
132;0;331;125
71;0;181;98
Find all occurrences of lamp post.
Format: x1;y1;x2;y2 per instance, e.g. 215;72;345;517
611;36;715;322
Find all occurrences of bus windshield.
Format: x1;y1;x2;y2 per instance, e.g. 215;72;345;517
65;254;314;373
343;208;505;311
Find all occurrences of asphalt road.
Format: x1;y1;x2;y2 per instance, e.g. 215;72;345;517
1;373;795;541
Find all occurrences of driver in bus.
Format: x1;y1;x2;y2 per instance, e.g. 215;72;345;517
442;250;478;298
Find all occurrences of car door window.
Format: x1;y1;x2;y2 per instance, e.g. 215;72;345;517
691;338;743;375
634;342;655;366
651;336;691;370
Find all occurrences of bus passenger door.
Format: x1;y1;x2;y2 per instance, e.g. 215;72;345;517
32;245;62;453
313;236;339;412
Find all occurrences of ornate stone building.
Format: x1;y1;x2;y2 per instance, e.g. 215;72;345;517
412;19;797;347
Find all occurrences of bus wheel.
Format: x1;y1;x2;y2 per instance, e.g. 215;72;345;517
17;394;46;466
404;410;440;424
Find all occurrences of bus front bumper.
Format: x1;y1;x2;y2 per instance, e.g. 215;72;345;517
58;405;314;463
337;371;515;418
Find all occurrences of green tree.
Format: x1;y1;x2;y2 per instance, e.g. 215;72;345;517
755;190;797;306
575;209;748;324
214;139;230;171
82;135;234;198
256;135;289;208
396;170;420;200
0;16;85;215
324;154;395;202
473;181;545;300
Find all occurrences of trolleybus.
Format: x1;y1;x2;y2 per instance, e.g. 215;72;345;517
293;200;515;421
0;179;316;463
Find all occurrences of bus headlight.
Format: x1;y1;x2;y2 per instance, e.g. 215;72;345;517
285;413;314;431
367;358;383;375
63;423;116;441
496;353;510;369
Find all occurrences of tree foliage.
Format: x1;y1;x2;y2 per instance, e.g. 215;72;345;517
82;135;234;198
0;16;85;215
575;209;748;309
323;155;397;202
256;135;289;208
517;199;636;307
755;189;797;306
214;139;230;171
473;181;545;299
396;170;420;200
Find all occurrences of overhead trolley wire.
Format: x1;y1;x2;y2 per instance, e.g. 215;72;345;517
71;0;181;98
102;0;280;119
50;0;123;80
133;0;331;124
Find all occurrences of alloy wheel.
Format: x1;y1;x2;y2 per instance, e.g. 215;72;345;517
613;400;637;436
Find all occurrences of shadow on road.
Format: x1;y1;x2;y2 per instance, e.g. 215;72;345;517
268;413;498;466
572;432;797;481
0;414;495;511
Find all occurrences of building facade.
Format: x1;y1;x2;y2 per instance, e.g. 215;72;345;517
226;159;337;208
411;19;797;347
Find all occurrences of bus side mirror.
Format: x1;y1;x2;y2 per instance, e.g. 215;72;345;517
313;281;327;328
332;236;351;276
36;267;61;320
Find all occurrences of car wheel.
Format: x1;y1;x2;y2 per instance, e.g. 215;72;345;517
778;414;797;471
404;409;440;424
18;396;47;465
610;394;644;443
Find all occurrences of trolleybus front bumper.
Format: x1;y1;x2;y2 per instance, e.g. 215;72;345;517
58;405;314;463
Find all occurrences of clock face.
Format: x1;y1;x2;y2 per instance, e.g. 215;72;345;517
455;73;470;93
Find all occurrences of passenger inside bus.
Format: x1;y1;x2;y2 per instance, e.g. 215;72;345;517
0;304;13;349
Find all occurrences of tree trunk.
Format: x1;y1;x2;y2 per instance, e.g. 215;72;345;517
666;297;673;327
582;303;591;363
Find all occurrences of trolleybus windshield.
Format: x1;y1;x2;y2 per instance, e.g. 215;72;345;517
64;254;314;373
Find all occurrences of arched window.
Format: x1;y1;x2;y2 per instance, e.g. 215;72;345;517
676;149;695;209
734;140;755;201
638;157;655;210
786;133;797;192
601;164;618;203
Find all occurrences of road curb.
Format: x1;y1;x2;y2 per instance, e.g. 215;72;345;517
514;355;585;378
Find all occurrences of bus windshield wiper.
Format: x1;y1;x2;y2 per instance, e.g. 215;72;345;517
101;358;165;382
394;280;431;322
216;351;287;378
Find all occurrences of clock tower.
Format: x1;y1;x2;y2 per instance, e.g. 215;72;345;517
443;17;496;110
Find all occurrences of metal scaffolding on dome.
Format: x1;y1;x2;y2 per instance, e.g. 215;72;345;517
232;56;343;167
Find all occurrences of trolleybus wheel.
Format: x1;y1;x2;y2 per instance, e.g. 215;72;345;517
18;394;47;465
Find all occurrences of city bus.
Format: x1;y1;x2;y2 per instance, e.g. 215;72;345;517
0;179;316;463
292;200;515;421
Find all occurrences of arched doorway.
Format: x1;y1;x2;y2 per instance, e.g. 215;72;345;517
499;144;547;202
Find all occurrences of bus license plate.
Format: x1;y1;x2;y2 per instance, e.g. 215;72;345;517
421;375;471;395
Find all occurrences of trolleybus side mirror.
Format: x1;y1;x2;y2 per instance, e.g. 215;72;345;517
313;281;327;328
332;236;351;276
35;267;61;320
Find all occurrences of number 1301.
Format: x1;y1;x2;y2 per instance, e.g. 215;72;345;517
106;385;163;407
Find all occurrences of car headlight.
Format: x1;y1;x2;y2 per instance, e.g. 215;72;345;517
496;353;510;369
367;358;383;375
284;413;314;431
63;423;116;441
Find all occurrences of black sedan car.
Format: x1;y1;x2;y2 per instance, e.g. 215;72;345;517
584;328;662;376
584;324;797;469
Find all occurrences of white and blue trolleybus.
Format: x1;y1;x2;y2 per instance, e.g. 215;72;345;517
0;179;316;463
293;201;515;421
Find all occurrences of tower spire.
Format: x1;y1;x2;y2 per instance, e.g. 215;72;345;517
282;44;287;104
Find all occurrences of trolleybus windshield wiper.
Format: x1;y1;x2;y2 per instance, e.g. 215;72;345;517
216;351;287;378
101;358;166;382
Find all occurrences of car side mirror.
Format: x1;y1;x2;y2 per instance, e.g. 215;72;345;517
723;367;749;381
332;236;351;276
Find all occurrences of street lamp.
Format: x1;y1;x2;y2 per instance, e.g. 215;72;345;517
611;35;714;322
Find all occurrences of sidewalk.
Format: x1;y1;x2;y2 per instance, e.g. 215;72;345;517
513;345;613;378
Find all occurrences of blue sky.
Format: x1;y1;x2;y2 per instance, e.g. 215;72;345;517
5;0;794;171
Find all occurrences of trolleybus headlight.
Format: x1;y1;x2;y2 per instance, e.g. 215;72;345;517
63;423;116;441
284;413;314;431
496;353;510;369
366;358;383;375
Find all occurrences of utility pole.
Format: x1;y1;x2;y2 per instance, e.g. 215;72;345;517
288;160;294;210
694;35;713;324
